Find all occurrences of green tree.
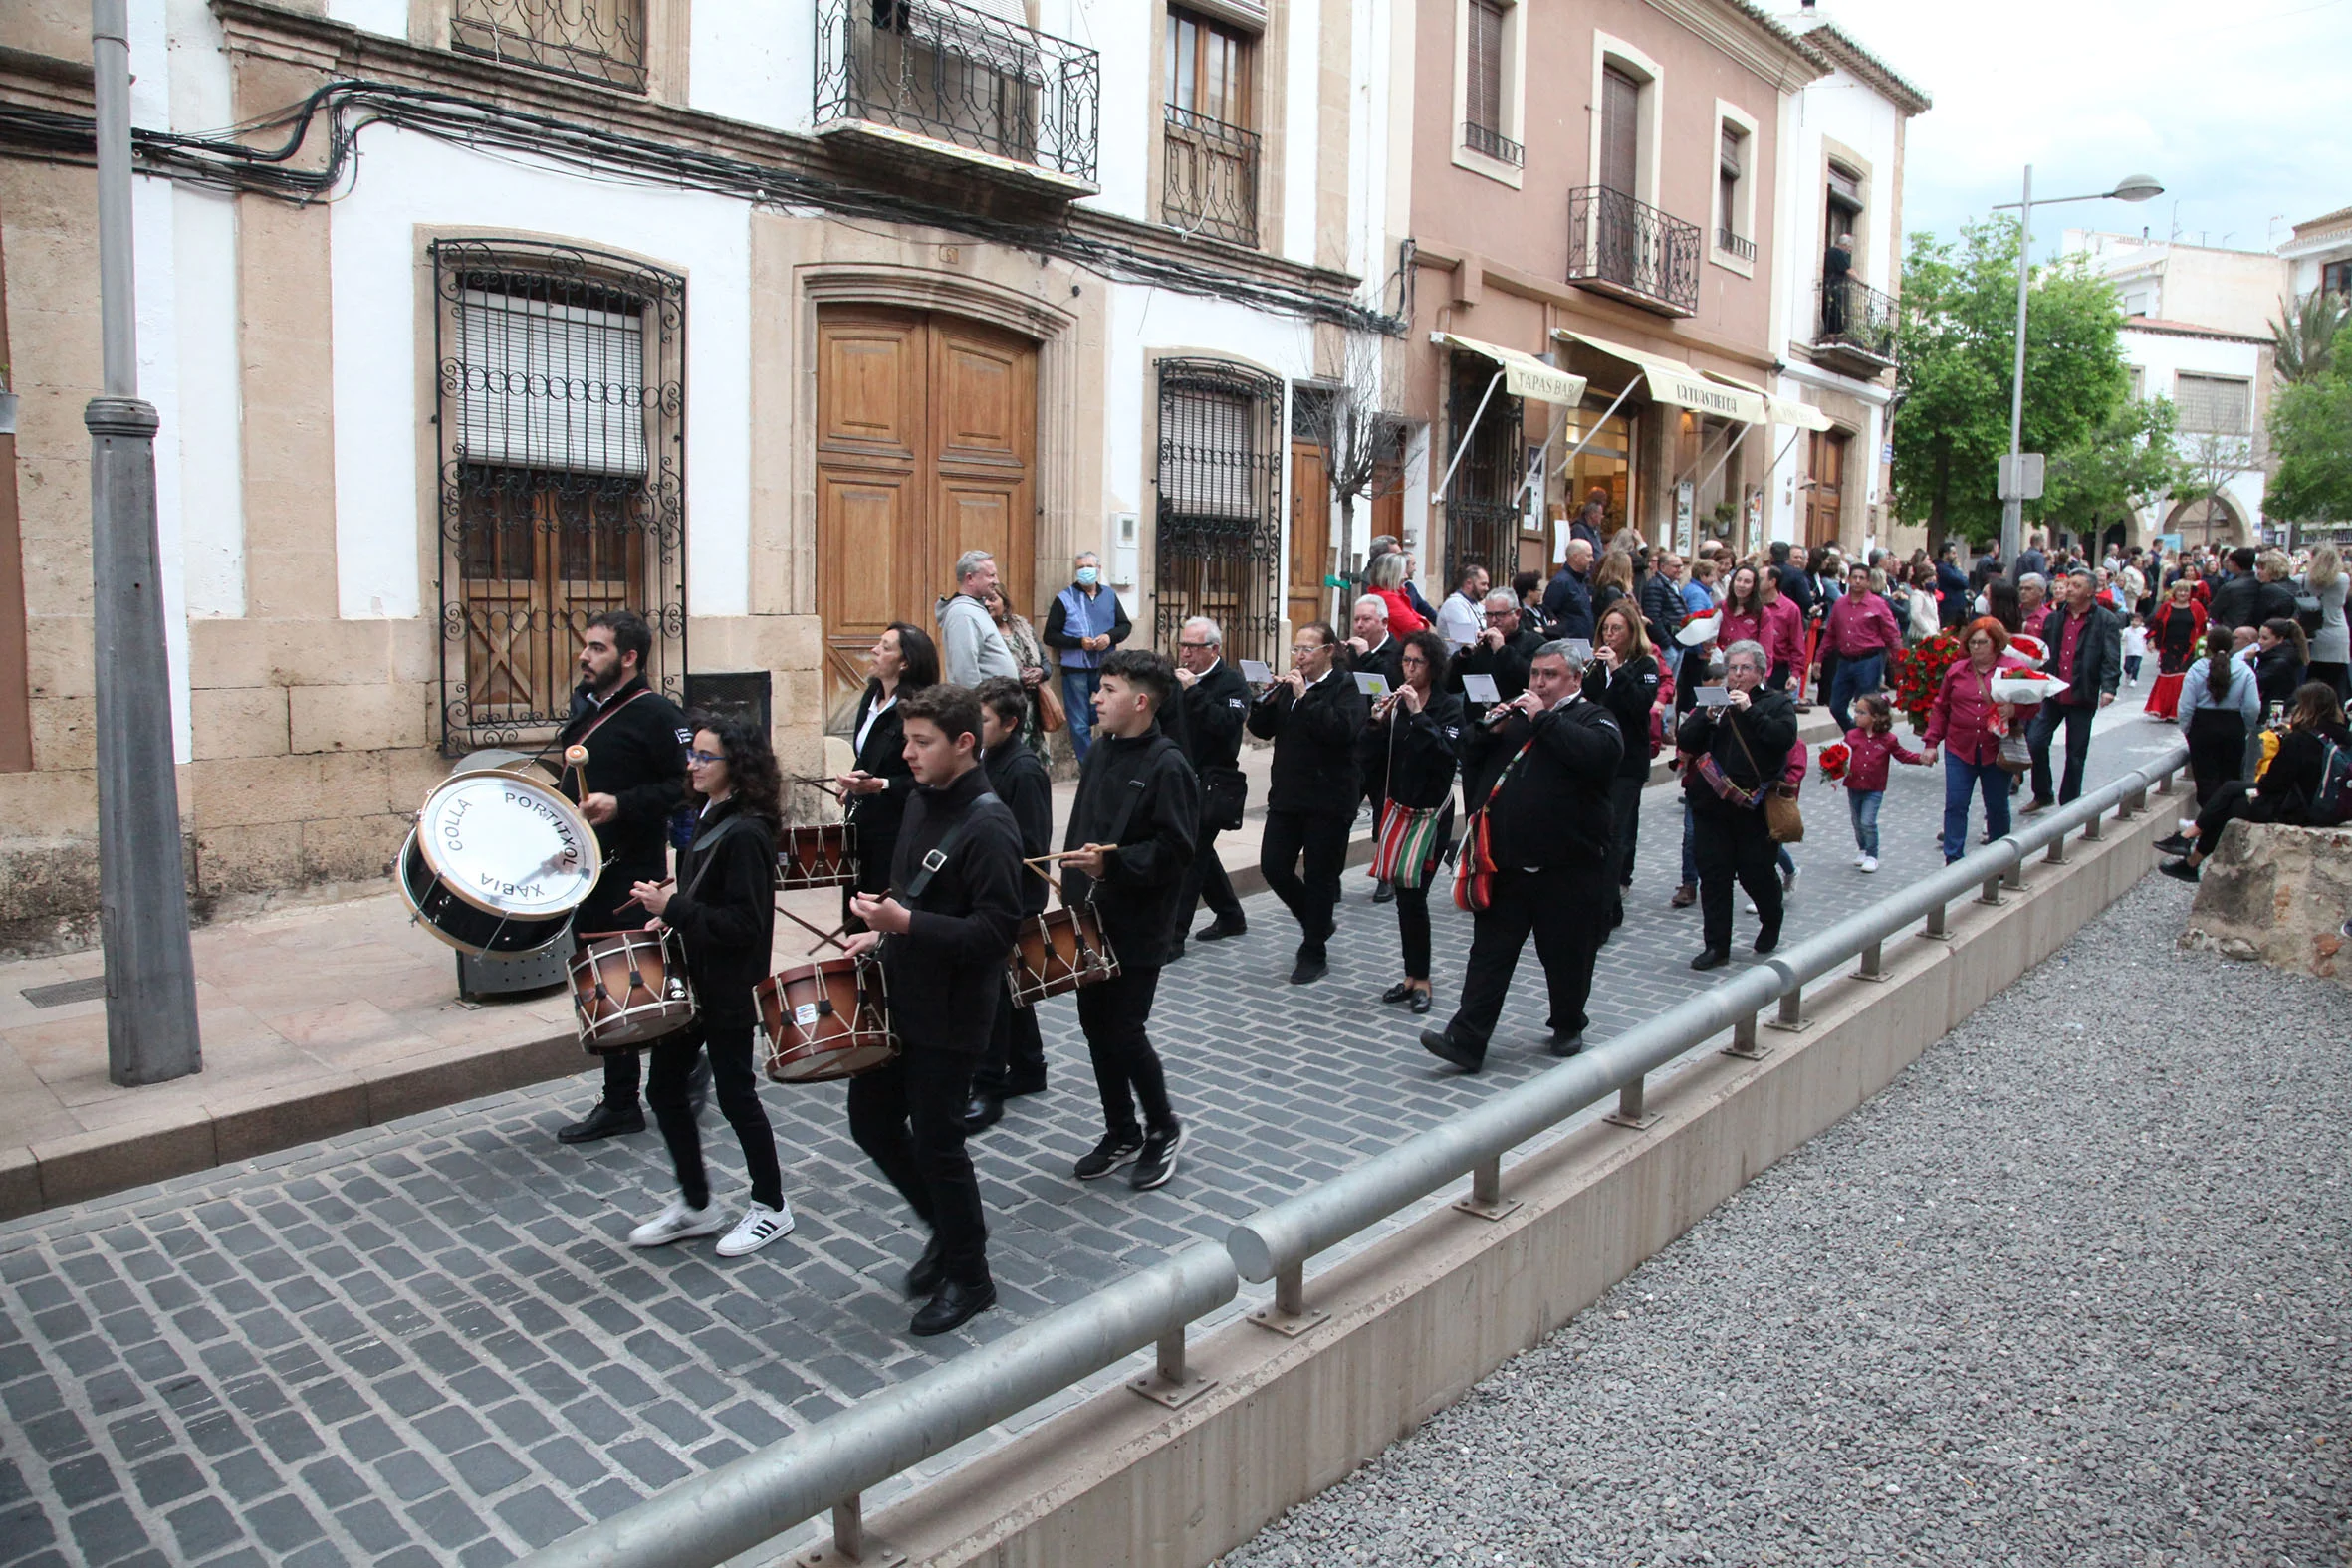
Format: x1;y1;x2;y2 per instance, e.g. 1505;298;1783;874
2043;395;2189;545
2267;365;2352;523
1891;219;2132;546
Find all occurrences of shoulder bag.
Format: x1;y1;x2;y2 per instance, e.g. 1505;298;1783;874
1452;737;1536;913
1727;712;1806;844
1035;676;1067;734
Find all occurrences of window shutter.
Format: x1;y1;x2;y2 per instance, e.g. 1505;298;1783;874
1828;164;1862;204
1599;66;1639;196
1720;125;1742;178
457;290;649;477
1467;0;1504;133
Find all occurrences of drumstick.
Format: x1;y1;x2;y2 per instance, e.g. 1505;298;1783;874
614;876;673;914
774;901;851;953
1024;848;1108;865
792;774;845;801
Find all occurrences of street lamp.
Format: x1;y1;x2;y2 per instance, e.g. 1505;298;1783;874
1990;167;2165;562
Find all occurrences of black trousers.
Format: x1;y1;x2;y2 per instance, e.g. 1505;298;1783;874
2028;700;2098;803
645;1018;783;1212
1394;883;1435;981
1694;803;1781;954
972;984;1047;1099
846;1046;990;1286
1074;965;1175;1141
1260;809;1349;958
2186;708;2247;808
1608;773;1646;902
1444;863;1611;1053
1181;825;1243;928
2193;779;2273;850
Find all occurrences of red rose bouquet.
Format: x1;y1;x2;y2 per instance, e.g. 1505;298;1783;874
1889;629;1964;728
1818;740;1851;783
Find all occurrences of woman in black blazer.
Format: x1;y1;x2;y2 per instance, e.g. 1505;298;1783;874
834;622;940;929
1357;629;1464;1014
1248;620;1369;985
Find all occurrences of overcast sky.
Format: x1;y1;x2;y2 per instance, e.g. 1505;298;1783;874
1818;0;2352;263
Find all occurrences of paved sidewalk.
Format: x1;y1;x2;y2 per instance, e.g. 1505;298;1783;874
0;706;2166;1567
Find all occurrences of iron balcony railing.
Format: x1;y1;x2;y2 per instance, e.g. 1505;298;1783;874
1162;106;1262;248
452;0;647;91
1464;120;1524;166
1566;185;1701;317
1717;227;1756;263
1817;274;1899;365
513;740;2190;1568
814;0;1100;184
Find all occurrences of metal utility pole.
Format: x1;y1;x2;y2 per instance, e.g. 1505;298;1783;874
2001;165;2034;566
88;0;201;1084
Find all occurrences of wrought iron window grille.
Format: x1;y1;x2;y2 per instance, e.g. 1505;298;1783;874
1815;274;1898;365
1566;185;1701;317
815;0;1100;183
1161;106;1262;248
1463;121;1524;166
1443;353;1526;591
1715;227;1756;263
1154;359;1284;671
431;239;687;755
451;0;648;92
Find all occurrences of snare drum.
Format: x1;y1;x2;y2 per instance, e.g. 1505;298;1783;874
397;767;601;956
774;822;857;890
1007;904;1118;1008
756;957;897;1082
568;929;697;1052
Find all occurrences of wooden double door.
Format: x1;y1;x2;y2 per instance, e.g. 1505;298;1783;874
1805;428;1848;550
815;305;1039;695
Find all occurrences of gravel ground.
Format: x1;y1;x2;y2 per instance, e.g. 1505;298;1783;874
1220;873;2351;1567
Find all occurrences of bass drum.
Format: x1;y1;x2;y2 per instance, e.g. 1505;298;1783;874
398;766;602;955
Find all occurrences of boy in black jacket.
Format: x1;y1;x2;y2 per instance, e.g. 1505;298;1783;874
1058;650;1199;1192
966;678;1054;1130
843;684;1024;1337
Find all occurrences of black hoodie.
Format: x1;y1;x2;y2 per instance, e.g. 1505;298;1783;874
660;797;776;1028
882;765;1024;1055
1058;724;1199;970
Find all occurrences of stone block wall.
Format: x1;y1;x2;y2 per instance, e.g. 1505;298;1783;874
2180;820;2352;983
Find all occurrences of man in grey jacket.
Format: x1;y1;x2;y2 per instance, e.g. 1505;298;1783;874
936;550;1019;687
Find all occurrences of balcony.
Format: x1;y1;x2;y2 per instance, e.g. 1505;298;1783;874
452;0;647;91
1565;186;1701;318
1716;227;1756;263
1162;108;1261;249
1813;274;1899;375
1463;120;1524;167
814;0;1100;195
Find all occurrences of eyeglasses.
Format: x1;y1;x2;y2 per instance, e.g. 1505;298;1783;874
1292;642;1323;653
687;750;724;766
1177;641;1215;650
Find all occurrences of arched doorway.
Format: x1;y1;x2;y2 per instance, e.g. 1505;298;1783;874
814;305;1039;701
2165;492;2244;551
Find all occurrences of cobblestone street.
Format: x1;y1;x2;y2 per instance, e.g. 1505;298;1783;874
0;714;2173;1567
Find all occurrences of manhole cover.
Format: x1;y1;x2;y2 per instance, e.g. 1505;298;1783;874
21;976;108;1008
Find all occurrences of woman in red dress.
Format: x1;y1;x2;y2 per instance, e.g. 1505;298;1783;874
2143;579;2209;721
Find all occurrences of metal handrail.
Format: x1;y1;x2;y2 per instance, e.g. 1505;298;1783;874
522;739;2185;1567
518;1243;1237;1567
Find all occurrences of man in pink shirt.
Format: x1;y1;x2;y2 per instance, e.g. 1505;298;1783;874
2017;573;2052;639
1825;561;1902;731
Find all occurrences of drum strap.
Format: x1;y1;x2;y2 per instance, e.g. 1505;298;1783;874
903;817;978;902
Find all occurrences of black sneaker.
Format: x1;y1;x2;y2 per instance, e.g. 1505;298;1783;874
1129;1124;1183;1191
1073;1132;1143;1181
1289;954;1329;986
2154;833;2193;856
1195;917;1247;942
2158;858;2201;884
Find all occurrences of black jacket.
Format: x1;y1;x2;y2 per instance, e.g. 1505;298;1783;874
2252;721;2351;823
1678;690;1798;816
1248;666;1367;815
1448;626;1544;722
1936;560;1971;627
559;675;690;882
1358;689;1465;811
1353;635;1405;693
2252;643;2305;713
1470;696;1622;870
1638;571;1687;648
882;765;1025;1056
661;798;776;1027
1060;726;1198;969
847;684;917;895
1584;653;1665;781
2042;601;2124;707
1175;660;1250;775
2208;572;2260;632
982;740;1055;918
1541;568;1594;640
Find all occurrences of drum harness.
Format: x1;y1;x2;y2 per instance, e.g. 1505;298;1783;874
589;814;752;1017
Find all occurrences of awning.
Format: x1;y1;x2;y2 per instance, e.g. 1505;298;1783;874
1699;368;1836;432
1436;333;1587;407
1551;329;1768;424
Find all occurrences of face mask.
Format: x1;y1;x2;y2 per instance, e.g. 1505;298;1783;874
1074;566;1099;587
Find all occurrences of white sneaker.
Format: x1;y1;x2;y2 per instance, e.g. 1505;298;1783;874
627;1198;725;1248
1852;852;1869;868
1860;855;1879;873
716;1202;796;1257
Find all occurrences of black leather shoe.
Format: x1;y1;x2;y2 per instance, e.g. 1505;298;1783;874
1195;917;1247;942
904;1234;946;1299
1004;1075;1048;1098
1754;930;1780;956
910;1278;996;1337
1372;881;1395;905
1290;954;1329;985
963;1094;1004;1133
1409;989;1434;1016
557;1100;644;1144
1690;947;1730;972
1380;981;1414;1005
1548;1031;1585;1057
1419;1029;1483;1073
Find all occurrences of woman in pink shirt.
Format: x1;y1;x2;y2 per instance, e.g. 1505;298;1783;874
1755;569;1809;693
1921;616;2021;863
1719;564;1766;654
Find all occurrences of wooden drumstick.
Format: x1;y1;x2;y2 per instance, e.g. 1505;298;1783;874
774;900;850;954
565;743;590;801
614;875;672;914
